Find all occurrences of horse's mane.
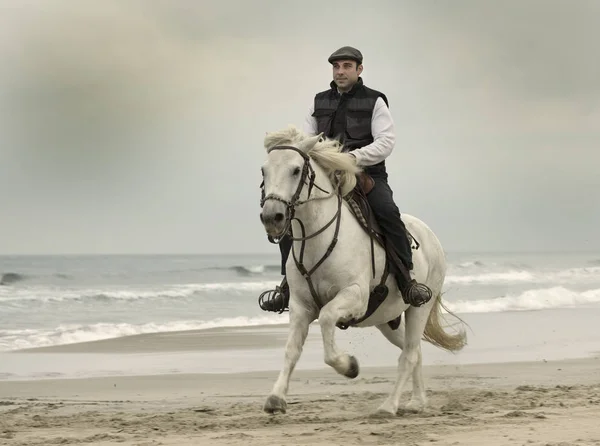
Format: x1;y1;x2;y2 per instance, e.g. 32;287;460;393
263;125;361;197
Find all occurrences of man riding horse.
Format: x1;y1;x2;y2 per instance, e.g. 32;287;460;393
259;45;431;312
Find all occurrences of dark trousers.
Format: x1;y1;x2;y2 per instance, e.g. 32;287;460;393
278;176;413;276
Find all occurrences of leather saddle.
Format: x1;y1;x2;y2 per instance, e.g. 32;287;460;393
346;172;418;256
356;172;375;195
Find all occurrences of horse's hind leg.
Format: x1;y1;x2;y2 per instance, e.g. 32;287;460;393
264;303;315;414
377;321;427;412
376;321;405;350
376;305;431;415
318;284;365;378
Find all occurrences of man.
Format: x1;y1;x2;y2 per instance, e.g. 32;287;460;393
259;45;431;313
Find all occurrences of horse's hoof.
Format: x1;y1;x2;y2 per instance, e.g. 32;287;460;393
344;355;360;379
263;394;287;414
404;399;426;413
370;406;397;418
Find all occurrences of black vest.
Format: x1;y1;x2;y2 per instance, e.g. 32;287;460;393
312;77;389;177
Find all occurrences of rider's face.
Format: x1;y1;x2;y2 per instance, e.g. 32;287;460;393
332;60;363;92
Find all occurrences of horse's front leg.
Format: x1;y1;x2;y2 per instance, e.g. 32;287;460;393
264;299;316;414
318;284;366;378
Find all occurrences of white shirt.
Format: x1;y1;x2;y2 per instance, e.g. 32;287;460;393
302;96;395;167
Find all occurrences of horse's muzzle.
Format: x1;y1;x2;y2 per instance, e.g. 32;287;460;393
260;201;288;237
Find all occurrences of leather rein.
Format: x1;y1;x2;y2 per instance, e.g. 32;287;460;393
260;145;342;309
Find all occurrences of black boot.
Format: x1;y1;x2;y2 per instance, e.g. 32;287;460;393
400;277;432;307
258;234;292;313
258;277;290;313
388;234;432;307
385;226;433;307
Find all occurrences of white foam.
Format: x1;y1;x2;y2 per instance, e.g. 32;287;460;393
446;266;600;285
447;286;600;314
456;261;486;268
2;263;599;305
0;315;288;352
0;281;280;303
446;270;535;284
3;286;600;351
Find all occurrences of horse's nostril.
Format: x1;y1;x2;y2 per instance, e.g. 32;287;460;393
274;213;285;222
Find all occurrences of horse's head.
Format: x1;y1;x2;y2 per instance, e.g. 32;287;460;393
259;126;360;239
259;132;323;238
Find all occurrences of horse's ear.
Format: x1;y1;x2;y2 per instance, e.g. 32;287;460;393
298;133;323;153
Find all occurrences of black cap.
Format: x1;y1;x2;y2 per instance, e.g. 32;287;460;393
328;46;363;65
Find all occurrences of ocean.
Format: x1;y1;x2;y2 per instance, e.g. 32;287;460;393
1;251;600;352
1;251;600;379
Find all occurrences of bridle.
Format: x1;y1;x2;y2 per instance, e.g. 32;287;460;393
260;145;335;235
260;144;343;308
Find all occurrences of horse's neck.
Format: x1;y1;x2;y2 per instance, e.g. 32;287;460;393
290;170;340;242
293;196;338;233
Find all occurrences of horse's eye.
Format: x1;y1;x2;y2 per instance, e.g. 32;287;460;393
292;167;301;176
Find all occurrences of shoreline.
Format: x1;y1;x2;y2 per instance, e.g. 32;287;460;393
2;356;600;398
11;323;292;354
0;308;600;382
3;307;600;383
7;305;600;354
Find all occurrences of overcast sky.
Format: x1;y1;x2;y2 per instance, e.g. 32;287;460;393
0;0;598;255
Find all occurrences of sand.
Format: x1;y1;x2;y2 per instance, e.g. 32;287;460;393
2;355;600;446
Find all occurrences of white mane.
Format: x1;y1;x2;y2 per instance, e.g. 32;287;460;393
263;125;361;197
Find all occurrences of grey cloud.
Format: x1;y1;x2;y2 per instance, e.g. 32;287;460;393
403;0;600;99
0;0;598;254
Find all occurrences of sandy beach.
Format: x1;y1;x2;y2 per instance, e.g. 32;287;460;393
2;322;600;446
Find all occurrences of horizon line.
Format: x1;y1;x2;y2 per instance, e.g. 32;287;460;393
1;249;599;257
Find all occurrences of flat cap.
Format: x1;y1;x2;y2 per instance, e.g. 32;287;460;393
328;46;363;64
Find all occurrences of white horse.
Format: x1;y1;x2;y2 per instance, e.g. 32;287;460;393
259;125;467;416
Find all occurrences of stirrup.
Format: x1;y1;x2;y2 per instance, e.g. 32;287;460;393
258;278;289;314
403;279;433;307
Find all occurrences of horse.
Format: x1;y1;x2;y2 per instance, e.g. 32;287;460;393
258;125;467;416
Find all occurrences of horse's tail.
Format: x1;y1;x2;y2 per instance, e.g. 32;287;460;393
422;292;468;353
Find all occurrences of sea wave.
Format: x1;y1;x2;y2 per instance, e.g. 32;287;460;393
0;272;28;285
0;263;282;285
446;270;535;284
2;286;600;351
224;265;281;276
446;266;600;285
447;286;600;314
4;259;599;290
163;264;282;276
0;315;288;352
0;281;280;304
2;263;600;305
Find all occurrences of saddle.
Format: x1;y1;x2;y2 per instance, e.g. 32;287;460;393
347;173;419;253
339;172;420;331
